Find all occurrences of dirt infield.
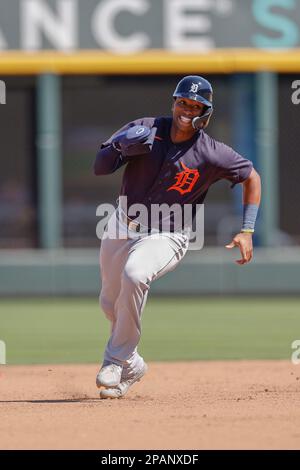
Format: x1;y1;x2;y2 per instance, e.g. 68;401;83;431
0;360;300;450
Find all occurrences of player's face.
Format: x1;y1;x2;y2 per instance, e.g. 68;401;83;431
172;97;205;132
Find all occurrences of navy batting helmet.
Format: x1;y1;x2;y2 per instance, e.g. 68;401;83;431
173;75;213;129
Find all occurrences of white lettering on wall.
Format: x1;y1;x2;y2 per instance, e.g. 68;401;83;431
164;0;214;51
0;28;7;50
21;0;77;51
91;0;150;53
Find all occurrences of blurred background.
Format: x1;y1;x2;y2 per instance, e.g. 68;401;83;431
0;0;300;364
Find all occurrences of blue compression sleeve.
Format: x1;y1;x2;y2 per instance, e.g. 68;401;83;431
242;204;259;232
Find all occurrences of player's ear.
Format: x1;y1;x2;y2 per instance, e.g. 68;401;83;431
171;97;176;112
203;112;213;128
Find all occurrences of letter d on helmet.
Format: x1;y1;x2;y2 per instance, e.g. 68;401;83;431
173;75;213;129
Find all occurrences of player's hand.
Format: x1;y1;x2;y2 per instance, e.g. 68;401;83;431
112;125;156;157
225;232;253;265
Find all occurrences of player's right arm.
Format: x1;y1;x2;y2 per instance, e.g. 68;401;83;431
94;117;156;175
93;122;132;175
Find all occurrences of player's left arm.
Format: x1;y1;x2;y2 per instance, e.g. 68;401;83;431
226;168;261;265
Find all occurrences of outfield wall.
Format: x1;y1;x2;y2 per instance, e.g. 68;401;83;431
1;247;299;296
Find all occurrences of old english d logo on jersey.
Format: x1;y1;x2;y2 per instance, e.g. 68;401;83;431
167;162;200;195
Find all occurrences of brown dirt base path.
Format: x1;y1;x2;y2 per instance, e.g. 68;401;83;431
0;361;300;450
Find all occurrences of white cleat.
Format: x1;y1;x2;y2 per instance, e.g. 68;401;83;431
100;363;148;399
96;363;123;388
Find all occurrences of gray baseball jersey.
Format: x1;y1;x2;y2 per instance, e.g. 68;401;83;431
94;116;253;210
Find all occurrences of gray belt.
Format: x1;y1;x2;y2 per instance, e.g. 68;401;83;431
118;208;147;233
117;207;188;235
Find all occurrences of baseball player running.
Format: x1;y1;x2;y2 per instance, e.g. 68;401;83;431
94;76;261;399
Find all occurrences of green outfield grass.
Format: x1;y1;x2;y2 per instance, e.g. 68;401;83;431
0;297;299;364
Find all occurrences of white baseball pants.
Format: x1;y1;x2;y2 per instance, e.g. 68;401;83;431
99;209;189;377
